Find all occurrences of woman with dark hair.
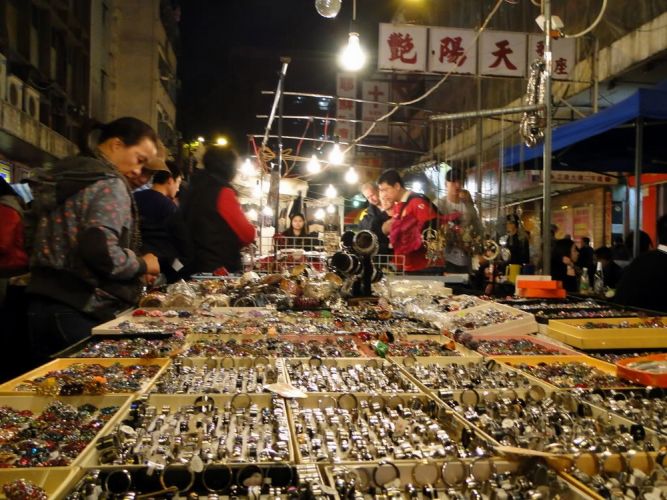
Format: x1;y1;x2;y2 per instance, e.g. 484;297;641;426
279;213;318;250
504;214;530;265
181;147;256;274
551;237;580;292
28;117;161;364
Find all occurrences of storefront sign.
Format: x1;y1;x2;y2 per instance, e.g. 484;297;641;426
551;209;573;240
335;73;357;143
378;24;428;72
428;27;477;74
361;81;390;136
480;31;526;77
551;171;617;185
528;35;576;80
573;206;594;239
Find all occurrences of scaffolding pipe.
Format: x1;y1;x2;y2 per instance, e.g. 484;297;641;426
261;90;431;113
261;59;290;148
255;114;426;127
542;0;553;275
430;104;544;122
633;118;644;258
251;134;426;155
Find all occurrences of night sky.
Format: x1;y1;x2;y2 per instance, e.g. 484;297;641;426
177;0;398;155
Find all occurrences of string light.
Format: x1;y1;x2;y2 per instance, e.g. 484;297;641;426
306;154;321;174
344;167;359;184
328;143;344;165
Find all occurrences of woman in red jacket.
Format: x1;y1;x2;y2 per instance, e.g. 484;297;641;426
0;177;28;276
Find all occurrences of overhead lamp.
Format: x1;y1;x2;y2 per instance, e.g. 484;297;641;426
344;167;359;184
306;154;321;174
216;136;228;146
240;158;257;177
315;208;326;220
325;184;338;198
262;206;274;217
197;136;205;143
338;0;365;71
328;140;345;166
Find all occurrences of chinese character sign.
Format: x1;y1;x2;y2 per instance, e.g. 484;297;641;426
362;81;389;136
528;35;575;80
480;31;526;77
378;24;427;72
336;73;357;145
428;27;477;74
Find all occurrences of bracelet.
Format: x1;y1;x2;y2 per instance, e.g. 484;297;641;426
202;463;233;493
104;469;132;495
159;465;195;493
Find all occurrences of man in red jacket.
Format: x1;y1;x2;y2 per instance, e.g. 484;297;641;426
378;169;444;274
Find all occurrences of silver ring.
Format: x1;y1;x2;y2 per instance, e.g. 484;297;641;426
202;463;233;493
104;469;132;495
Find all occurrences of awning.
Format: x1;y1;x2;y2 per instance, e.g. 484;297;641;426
503;87;667;172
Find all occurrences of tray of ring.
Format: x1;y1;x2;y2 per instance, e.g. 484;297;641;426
492;355;643;390
283;357;420;394
0;395;133;471
431;302;539;338
438;385;666;459
390;356;554;397
285;392;492;464
0;358;170;395
92;307;270;336
78;393;295;468
64;463;326;498
323;458;594;500
546;317;667;350
180;334;371;358
379;334;475;358
0;467;83;500
148;357;288;394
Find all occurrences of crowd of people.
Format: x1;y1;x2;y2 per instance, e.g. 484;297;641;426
0;117;666;380
0;117;256;378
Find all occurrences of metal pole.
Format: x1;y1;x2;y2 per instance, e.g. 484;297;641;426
262;60;290;148
476;75;484;210
592;37;599;114
430;104;544;122
633;118;644;258
542;0;553;275
274;57;290;230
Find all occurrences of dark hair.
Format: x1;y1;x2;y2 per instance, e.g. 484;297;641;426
594;246;613;261
153;161;182;185
658;214;667;246
0;177;17;197
377;169;404;188
446;169;462;182
582;237;590;245
625;230;653;254
506;214;519;226
290;213;305;223
553;238;576;260
79;117;158;155
203;147;238;183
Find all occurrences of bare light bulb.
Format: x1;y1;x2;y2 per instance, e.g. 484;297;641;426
326;204;336;214
240;158;256;177
328;143;344;165
339;32;365;71
306;154;321;174
325;184;338;198
344;167;359;184
315;0;341;18
246;209;258;220
262;206;274;217
315;208;326;220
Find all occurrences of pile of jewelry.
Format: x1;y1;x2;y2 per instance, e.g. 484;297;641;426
12;362;163;395
0;401;119;467
510;362;633;389
183;337;363;358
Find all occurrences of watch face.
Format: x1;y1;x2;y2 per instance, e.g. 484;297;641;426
412;460;440;486
374;462;399;486
230;393;251;410
442;459;467;487
337;393;358;411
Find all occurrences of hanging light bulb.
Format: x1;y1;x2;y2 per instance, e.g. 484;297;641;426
344;167;359;184
328;143;344;165
246;208;258;220
326;204;336;214
325;184;338;198
240;158;256;177
339;32;365;71
262;206;274;217
315;208;326;220
306;154;321;174
315;0;341;18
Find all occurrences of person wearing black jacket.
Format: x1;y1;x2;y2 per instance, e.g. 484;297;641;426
614;215;667;313
359;182;391;255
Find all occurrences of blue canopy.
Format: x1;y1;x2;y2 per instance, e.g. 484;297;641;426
503;88;667;172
